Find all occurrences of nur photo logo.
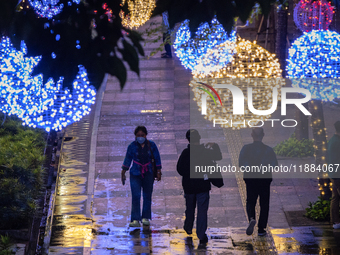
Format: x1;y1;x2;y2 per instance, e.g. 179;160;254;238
191;79;313;129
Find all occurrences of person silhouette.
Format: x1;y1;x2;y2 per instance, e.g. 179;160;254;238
177;129;223;246
327;121;340;229
121;126;162;227
239;127;278;236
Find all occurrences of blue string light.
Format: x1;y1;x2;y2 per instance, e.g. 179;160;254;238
0;37;96;131
28;0;64;19
28;0;80;19
0;37;42;116
287;30;340;101
173;18;236;77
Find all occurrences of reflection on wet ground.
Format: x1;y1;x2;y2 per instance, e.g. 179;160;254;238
90;227;253;254
49;112;94;254
49;224;338;254
272;226;340;254
50;216;340;254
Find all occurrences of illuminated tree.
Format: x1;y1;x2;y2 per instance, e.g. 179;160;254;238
0;0;145;90
0;0;281;90
287;30;340;199
173;18;236;77
0;37;96;132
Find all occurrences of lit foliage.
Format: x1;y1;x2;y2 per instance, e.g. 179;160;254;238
287;30;340;101
174;18;236;77
120;0;156;29
0;116;46;229
293;0;334;32
1;1;145;90
0;37;96;132
273;134;314;157
305;196;331;221
28;0;64;19
0;37;41;116
27;0;80;19
191;39;282;129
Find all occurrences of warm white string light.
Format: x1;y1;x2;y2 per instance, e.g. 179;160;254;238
120;0;156;29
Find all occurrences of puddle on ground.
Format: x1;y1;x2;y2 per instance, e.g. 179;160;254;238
272;226;340;254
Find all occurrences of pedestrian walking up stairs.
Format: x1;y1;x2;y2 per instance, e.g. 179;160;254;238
46;16;278;254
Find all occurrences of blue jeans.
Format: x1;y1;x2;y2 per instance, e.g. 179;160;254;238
130;171;154;221
184;192;209;240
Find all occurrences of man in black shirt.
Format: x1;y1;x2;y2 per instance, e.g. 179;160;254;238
239;127;278;236
177;129;223;246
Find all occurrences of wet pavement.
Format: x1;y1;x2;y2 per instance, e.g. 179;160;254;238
47;17;340;254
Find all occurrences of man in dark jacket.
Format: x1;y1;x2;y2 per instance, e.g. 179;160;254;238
327;121;340;229
239;127;278;236
177;129;223;246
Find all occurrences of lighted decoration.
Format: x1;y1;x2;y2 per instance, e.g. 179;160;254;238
210;38;282;78
120;0;156;29
0;37;96;132
293;0;334;32
102;3;113;23
174;18;237;77
287;30;340;101
0;37;42;116
28;0;80;19
20;66;96;132
190;39;283;129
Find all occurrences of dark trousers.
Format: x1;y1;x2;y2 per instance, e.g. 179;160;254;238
130;171;154;221
163;32;171;56
184;192;209;240
331;179;340;223
245;179;271;230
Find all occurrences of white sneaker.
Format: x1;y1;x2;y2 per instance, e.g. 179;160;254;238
129;220;140;227
142;218;150;226
333;223;340;229
246;218;256;235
